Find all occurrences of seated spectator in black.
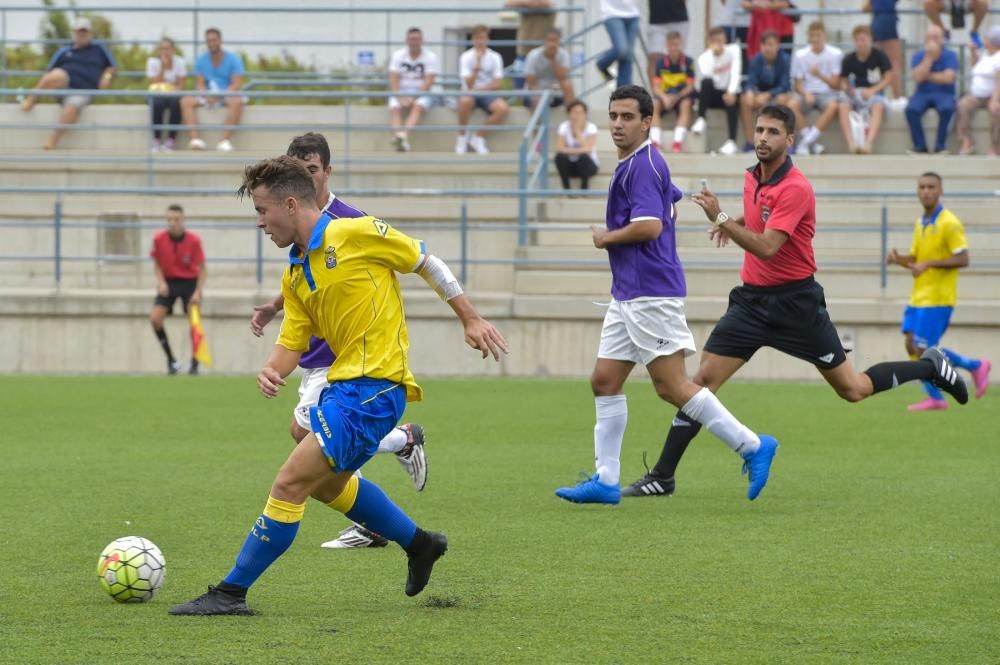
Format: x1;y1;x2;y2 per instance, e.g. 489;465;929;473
555;100;599;190
740;30;794;151
837;24;894;154
146;37;188;152
524;28;574;108
20;17;116;150
692;26;742;155
649;30;695;153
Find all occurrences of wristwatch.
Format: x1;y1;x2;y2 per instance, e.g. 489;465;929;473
713;212;730;227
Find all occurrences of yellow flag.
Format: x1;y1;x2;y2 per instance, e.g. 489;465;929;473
188;304;213;368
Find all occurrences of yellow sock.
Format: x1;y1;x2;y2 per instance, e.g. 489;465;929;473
263;495;306;523
325;474;360;514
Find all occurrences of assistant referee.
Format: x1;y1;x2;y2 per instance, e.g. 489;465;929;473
149;203;206;375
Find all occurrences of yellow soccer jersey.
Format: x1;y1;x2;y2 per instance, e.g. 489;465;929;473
276;214;425;402
908;207;968;307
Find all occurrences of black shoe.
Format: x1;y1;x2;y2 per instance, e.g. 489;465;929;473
189;360;199;375
405;531;448;597
621;471;675;497
168;585;253;616
596;64;613;82
922;347;969;405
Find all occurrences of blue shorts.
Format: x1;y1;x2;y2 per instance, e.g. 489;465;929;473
901;305;953;349
309;378;406;472
871;14;898;41
473;95;501;113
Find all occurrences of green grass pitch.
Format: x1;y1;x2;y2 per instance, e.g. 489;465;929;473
1;375;996;664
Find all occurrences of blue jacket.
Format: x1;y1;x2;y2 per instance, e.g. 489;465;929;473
747;50;791;95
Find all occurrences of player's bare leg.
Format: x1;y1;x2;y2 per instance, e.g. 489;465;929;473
820;348;967;406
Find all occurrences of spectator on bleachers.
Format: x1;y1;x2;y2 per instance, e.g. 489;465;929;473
649;30;695;153
792;21;843;155
744;0;796;58
923;0;988;47
740;30;794;151
146;37;188;152
388;27;439;153
692;26;742;155
180;28;244;152
837;25;894;154
20;17;116;150
596;0;640;87
905;25;958;154
647;1;689;83
505;0;556;88
456;25;509;155
956;25;1000;156
555;100;600;191
524;28;575;109
863;0;905;105
719;0;751;52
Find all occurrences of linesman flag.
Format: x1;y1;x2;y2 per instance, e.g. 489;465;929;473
188;303;213;368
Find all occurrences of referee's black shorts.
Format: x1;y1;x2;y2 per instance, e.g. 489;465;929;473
703;276;848;370
153;278;197;314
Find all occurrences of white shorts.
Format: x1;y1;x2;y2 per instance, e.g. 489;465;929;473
647;22;689;53
294;366;331;431
388;95;433;110
597;298;697;366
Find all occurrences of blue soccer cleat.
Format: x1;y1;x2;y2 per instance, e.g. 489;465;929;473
741;435;779;501
555;473;621;505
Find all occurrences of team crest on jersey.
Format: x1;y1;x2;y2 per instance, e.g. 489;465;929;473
372;218;389;238
761;205;771;224
324;245;337;269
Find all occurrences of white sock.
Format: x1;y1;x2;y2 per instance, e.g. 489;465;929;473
650;125;662;144
594;395;627;485
681;388;760;457
377;427;407;454
673;126;687;143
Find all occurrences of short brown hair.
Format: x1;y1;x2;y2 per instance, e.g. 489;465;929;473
707;26;726;40
238;156;316;204
808;21;826;34
666;30;683;42
166;203;184;214
760;30;778;44
471;24;489;37
852;24;871;38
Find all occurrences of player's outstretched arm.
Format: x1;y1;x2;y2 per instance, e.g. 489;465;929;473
257;344;302;399
249;293;285;337
416;254;509;361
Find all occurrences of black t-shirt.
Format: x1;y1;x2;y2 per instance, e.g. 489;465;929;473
650;0;688;25
840;47;892;88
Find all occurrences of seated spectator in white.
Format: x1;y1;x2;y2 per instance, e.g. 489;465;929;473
649;30;695;153
837;24;894;154
146;37;187;152
456;25;510;155
181;28;244;152
524;28;575;109
957;25;1000;156
388;27;439;153
692;26;742;156
741;30;795;152
554;100;599;190
792;21;843;155
904;24;958;154
20;17;116;150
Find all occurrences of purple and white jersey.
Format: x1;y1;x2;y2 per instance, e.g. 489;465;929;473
297;193;367;369
605;140;686;301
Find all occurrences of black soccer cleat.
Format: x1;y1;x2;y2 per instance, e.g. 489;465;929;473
405;531;448;597
168;585;254;616
621;472;675;497
922;347;969;405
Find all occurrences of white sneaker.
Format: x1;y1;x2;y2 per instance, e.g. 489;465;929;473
469;134;490;155
392;132;406;152
798;126;820;150
188;138;207;150
890;96;908;111
691;117;706;135
150;139;162;152
216;139;233;152
320;525;389;549
811;143;826;155
394;423;427;491
719;139;738;156
454;133;469;154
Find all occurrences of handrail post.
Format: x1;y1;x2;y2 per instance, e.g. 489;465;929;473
880;202;888;291
1;10;8;104
54;197;62;287
459;201;468;286
540;99;550;192
518;133;528;246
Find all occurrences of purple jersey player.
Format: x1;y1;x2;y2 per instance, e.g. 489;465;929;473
554;86;778;505
249;133;428;549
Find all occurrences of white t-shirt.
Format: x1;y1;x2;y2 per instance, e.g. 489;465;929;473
459;48;505;91
696;44;743;95
146;55;187;85
719;0;751;28
601;0;640;19
792;44;844;94
557;120;600;166
968;51;1000;98
388;48;440;94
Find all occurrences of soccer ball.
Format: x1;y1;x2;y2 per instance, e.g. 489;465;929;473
97;536;166;603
